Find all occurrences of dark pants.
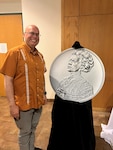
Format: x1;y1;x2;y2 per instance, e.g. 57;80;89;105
47;95;96;150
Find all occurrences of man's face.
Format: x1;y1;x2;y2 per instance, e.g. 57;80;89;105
24;25;40;49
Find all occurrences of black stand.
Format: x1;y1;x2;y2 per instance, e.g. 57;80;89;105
47;41;96;150
47;95;96;150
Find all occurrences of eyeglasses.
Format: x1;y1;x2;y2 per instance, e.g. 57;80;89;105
25;32;40;37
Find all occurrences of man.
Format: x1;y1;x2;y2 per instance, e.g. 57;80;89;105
0;25;47;150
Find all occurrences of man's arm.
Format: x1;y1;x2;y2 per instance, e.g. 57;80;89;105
4;75;19;119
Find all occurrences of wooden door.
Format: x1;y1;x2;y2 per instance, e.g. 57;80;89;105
0;14;23;96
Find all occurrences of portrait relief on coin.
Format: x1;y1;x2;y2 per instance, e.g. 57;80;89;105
50;47;105;103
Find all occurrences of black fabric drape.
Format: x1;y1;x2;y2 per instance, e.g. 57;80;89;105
47;95;96;150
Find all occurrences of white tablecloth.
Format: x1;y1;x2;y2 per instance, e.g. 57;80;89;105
100;108;113;149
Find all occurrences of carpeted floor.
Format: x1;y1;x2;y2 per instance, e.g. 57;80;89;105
96;136;112;150
0;96;112;150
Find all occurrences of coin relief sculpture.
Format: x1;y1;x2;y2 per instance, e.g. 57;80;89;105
50;42;105;103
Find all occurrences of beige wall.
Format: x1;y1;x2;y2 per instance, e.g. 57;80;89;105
21;0;61;99
0;0;61;99
0;0;22;13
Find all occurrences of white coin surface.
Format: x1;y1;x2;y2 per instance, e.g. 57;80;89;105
50;48;105;103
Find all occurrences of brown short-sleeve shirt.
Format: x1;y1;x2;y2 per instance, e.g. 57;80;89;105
0;42;46;111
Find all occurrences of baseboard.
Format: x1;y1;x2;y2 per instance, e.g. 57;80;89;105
93;109;110;127
93;107;111;112
47;99;54;102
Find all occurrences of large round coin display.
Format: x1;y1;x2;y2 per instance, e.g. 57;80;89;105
50;47;105;103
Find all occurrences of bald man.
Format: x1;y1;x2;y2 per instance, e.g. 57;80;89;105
0;25;47;150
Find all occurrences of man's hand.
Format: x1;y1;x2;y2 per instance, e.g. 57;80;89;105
10;104;20;120
43;95;48;104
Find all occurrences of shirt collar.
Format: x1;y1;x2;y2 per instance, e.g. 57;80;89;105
22;42;39;55
30;48;39;55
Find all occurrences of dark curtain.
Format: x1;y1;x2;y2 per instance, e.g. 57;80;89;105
47;94;96;150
